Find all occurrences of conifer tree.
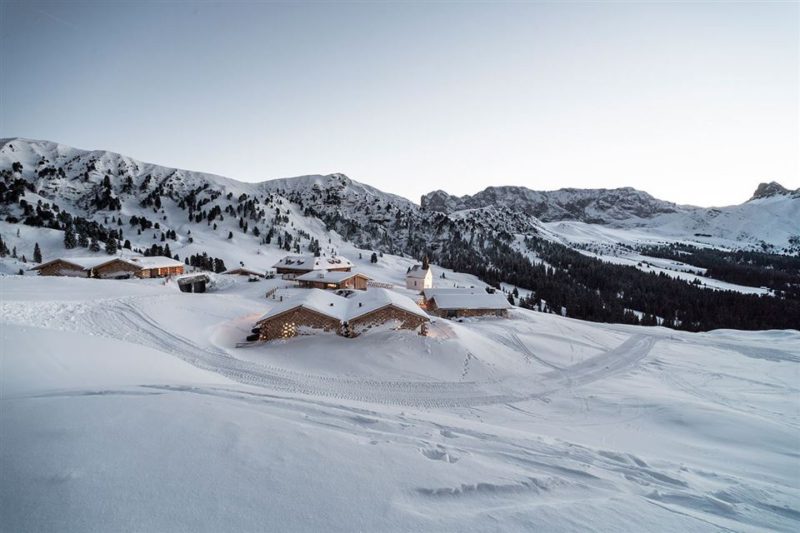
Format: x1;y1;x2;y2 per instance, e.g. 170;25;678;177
64;225;77;249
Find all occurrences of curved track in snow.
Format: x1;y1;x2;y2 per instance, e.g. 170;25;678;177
1;296;657;407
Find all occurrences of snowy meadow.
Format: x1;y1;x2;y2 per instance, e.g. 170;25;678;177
1;274;798;532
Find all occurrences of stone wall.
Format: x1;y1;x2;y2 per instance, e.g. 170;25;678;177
258;307;341;341
347;306;428;337
429;304;508;319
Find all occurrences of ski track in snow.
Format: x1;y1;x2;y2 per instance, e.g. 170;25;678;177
10;380;796;531
2;289;798;531
0;295;655;408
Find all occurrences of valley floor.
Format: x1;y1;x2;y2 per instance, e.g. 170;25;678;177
1;276;798;532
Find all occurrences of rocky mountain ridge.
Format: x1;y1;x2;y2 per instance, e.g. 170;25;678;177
1;137;797;259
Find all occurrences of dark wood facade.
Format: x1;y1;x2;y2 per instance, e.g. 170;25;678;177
34;260;89;277
427;301;509;319
138;265;184;278
35;258;184;279
94;259;142;279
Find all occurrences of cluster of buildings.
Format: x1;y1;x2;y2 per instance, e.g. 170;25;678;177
250;254;512;343
33;256;185;279
251;288;430;341
31;251;513;344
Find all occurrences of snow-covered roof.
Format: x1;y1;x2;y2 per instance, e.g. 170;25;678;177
422;287;484;300
406;264;431;279
35;255;183;272
348;288;429;321
430;292;512;311
33;256;110;270
272;255;353;271
257;288;429;324
93;256;183;270
257;289;349;322
295;270;370;283
223;267;267;276
122;256;185;269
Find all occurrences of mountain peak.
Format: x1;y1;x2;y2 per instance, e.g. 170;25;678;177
420;184;678;223
749;181;793;201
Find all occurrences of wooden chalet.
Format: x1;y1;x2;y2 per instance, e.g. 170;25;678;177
295;270;371;291
94;257;184;279
93;258;145;279
33;255;184;279
251;288;429;342
32;257;102;277
422;288;511;318
272;254;353;276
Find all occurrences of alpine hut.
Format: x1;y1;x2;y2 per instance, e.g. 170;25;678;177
251;288;429;342
94;256;184;279
423;288;511;318
295;271;371;291
32;257;104;277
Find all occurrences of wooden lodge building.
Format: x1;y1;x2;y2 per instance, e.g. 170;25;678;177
422;287;512;318
32;257;105;277
295;271;371;291
273;255;353;276
33;255;184;279
251;288;429;342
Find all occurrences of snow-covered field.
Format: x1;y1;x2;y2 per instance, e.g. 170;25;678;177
1;275;798;532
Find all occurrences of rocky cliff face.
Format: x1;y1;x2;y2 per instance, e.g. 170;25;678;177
1;138;796;261
749;181;798;201
421;185;681;223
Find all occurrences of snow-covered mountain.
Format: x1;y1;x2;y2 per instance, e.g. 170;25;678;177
422;182;799;252
2;137;797;258
2;138;798;332
421;185;681;223
0;137;551;264
2;140;799;532
750;181;799;201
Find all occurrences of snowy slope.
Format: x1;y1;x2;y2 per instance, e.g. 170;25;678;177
422;185;682;222
1;275;798;532
1;138;537;277
3;137;796;273
423;182;799;252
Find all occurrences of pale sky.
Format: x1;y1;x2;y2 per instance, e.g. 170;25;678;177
1;1;798;207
